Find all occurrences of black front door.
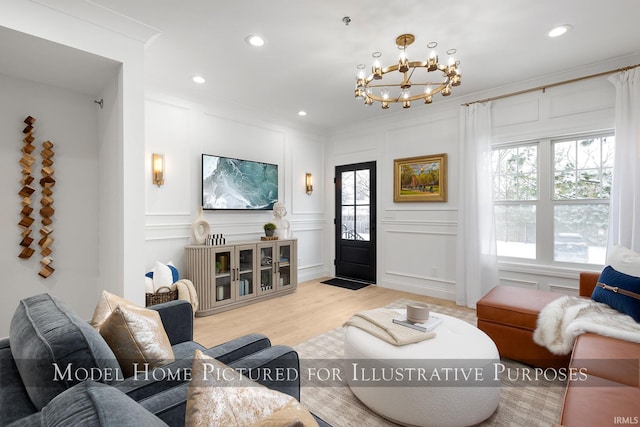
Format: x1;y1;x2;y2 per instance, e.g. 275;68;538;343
335;161;376;283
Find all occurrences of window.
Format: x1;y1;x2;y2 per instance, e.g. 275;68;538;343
340;169;370;241
492;134;614;265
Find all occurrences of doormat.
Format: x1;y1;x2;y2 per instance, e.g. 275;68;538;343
320;278;371;291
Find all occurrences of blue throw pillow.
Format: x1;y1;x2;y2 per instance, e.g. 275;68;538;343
145;263;179;283
591;265;640;322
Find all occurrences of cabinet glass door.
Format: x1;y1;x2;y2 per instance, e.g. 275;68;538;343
214;249;233;303
259;245;274;295
277;243;292;290
237;246;255;300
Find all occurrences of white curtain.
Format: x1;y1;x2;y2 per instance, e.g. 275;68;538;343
456;102;499;307
608;68;640;252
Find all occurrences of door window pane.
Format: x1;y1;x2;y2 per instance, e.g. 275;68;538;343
355;206;370;241
341;171;354;205
355;170;370;205
341;206;355;240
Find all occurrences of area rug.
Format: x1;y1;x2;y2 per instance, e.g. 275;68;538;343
294;299;565;426
320;278;371;291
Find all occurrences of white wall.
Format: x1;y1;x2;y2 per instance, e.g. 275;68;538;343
0;1;148;335
326;56;640;301
143;93;327;283
326;106;460;300
0;74;100;335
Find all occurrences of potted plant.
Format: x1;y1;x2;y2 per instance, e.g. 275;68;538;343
263;222;277;237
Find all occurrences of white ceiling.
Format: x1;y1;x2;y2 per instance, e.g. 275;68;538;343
0;25;120;96
5;1;640;130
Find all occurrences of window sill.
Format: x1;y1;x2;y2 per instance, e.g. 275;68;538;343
497;259;603;279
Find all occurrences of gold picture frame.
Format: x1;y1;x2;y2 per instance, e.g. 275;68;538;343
393;153;447;202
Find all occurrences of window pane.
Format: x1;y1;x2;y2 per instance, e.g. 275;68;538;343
554;204;609;264
553;136;615;200
495;204;536;259
355;169;370;205
554;170;576;199
341;171;354;205
355;206;370;241
341;206;355;240
554;141;575;171
577;138;601;169
602;136;615;168
492;144;537;201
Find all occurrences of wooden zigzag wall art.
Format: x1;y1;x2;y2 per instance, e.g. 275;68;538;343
18;115;56;278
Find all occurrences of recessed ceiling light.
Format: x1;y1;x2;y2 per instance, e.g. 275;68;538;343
245;35;266;47
191;75;206;84
297;111;307;117
548;24;572;38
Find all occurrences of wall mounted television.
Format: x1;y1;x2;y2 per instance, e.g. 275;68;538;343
202;154;278;210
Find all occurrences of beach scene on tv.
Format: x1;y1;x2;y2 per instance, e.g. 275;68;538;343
202;155;278;210
400;161;441;195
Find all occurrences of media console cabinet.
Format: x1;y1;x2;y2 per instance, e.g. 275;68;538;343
185;238;297;316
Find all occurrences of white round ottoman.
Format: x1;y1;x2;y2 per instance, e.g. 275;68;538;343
344;310;500;427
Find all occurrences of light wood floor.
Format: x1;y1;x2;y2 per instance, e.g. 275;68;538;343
193;278;474;348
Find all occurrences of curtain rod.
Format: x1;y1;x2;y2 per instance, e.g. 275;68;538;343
462;63;640;107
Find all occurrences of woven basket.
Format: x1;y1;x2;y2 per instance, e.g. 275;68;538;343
145;286;178;306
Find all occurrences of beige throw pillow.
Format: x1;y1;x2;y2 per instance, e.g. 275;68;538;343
98;304;175;377
249;400;318;426
90;290;136;330
185;350;317;427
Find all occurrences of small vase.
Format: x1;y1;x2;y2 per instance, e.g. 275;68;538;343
265;229;275;237
191;207;210;245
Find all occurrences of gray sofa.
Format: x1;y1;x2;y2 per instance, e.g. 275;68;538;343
1;293;329;426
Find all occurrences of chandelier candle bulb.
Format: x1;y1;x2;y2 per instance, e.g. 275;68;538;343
372;52;383;79
399;50;409;73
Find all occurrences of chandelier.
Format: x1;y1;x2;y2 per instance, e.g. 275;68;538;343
354;34;461;109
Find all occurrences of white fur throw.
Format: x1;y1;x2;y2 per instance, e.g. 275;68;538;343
533;295;640;355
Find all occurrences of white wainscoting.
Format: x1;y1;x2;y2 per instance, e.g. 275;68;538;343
144;217;327;283
378;218;457;301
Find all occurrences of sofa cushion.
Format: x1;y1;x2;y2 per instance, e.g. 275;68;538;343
10;294;121;410
7;381;167;427
592;265;640;322
0;339;37;424
476;285;563;330
570;333;640;387
98;304;175;377
560;374;640;427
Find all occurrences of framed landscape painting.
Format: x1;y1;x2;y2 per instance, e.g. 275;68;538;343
393;153;447;202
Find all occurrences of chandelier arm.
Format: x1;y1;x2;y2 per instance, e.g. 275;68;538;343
366;81;448;88
366;85;446;103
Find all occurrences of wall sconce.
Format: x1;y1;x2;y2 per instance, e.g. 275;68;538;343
305;172;313;195
152;153;165;187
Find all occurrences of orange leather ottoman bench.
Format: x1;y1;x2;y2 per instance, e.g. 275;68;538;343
476;285;571;368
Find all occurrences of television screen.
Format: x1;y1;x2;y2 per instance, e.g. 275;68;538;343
202;154;278;210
